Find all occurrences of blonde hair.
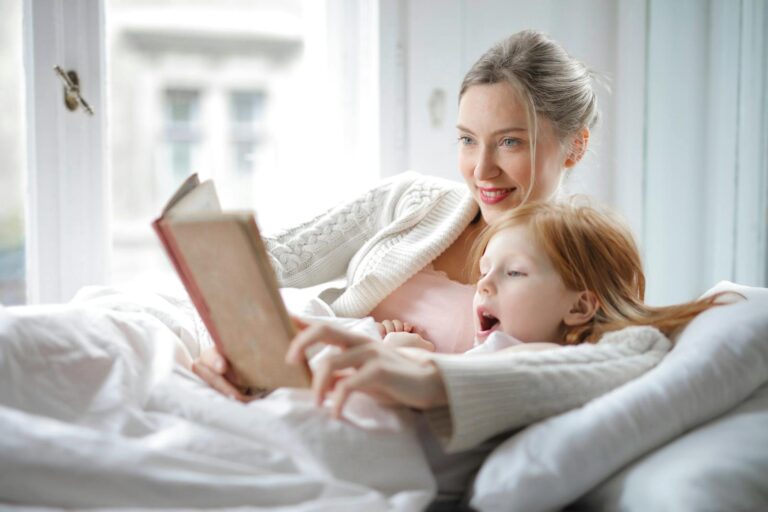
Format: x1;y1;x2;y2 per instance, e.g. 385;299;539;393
460;30;601;203
471;201;726;344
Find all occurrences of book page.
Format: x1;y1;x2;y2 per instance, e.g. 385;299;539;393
163;176;222;218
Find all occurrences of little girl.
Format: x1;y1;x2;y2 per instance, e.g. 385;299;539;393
376;199;725;354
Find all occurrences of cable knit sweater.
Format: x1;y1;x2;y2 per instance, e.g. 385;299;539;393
263;172;673;452
264;171;478;318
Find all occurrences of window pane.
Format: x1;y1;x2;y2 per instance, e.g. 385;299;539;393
107;0;307;293
106;0;377;294
0;0;26;305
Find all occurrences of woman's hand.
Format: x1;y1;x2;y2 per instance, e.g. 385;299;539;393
286;322;448;418
191;347;256;402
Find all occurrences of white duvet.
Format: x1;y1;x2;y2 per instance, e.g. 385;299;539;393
0;288;435;511
1;283;767;511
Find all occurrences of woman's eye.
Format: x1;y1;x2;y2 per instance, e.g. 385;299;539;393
458;135;474;145
506;270;525;277
501;137;521;148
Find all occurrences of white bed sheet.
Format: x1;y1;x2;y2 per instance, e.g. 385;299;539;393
0;287;435;511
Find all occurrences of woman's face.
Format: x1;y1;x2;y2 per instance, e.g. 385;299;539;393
457;83;567;223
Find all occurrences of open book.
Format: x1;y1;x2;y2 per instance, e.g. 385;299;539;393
153;174;311;393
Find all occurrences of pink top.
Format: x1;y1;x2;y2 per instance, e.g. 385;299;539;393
370;264;476;354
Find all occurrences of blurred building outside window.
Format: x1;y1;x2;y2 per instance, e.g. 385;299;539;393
230;90;267;175
165;89;202;180
107;0;374;295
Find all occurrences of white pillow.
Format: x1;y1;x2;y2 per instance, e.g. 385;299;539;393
576;381;768;511
470;283;768;512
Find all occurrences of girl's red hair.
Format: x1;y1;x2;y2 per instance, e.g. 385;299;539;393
471;200;727;344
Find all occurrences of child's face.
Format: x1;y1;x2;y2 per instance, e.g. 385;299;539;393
473;224;582;344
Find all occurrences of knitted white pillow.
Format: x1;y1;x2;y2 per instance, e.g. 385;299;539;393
470;283;768;512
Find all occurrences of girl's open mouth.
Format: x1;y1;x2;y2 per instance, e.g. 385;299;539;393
476;309;500;340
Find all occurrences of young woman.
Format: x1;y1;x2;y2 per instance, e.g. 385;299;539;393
194;30;622;453
195;28;595;382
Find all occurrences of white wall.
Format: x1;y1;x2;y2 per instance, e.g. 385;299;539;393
385;0;767;305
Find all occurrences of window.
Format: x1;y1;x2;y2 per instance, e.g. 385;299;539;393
165;89;202;180
105;0;378;294
230;90;266;175
0;0;26;305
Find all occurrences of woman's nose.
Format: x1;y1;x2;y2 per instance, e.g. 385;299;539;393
474;146;500;181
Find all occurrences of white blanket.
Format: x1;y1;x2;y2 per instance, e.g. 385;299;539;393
0;288;435;511
2;284;766;511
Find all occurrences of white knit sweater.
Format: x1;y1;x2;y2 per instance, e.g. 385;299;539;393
264;172;672;451
264;171;478;317
425;326;671;452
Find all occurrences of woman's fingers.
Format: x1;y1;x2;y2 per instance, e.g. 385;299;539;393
331;362;384;418
192;358;249;402
198;346;228;374
311;344;379;405
286;322;373;364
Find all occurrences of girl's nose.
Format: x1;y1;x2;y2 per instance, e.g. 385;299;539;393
477;273;495;295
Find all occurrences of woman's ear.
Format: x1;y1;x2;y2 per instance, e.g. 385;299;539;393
564;127;590;168
563;290;599;326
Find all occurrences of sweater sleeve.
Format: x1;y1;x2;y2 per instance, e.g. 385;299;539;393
263;173;418;288
424;326;672;452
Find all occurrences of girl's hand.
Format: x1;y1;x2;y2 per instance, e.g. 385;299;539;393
286;322;448;418
376;319;416;337
191;347;256;402
383;332;436;352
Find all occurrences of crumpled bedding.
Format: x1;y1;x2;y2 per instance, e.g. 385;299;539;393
3;284;766;511
0;287;435;511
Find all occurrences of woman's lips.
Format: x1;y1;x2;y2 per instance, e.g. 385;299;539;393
478;187;514;205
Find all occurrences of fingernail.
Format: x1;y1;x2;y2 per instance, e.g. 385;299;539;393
214;358;225;373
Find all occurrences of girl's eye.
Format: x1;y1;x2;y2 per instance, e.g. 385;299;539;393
458;135;474;145
501;137;521;148
506;270;525;277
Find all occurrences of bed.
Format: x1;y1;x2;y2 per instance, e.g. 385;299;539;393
1;281;766;511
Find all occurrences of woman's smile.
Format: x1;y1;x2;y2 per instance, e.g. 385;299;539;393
478;187;515;205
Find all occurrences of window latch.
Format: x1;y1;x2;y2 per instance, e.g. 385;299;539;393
53;65;94;115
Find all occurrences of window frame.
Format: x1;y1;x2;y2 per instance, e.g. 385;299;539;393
24;0;109;304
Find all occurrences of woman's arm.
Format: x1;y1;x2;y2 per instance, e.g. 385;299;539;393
425;327;671;452
286;322;449;416
287;322;670;453
264;172;421;289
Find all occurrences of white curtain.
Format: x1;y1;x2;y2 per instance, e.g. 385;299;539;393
643;0;767;304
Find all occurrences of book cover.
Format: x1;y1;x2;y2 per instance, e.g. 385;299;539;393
153;174;311;392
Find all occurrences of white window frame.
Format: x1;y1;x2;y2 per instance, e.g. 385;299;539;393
24;0;108;304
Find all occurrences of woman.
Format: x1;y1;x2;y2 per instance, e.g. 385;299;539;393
194;29;607;451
